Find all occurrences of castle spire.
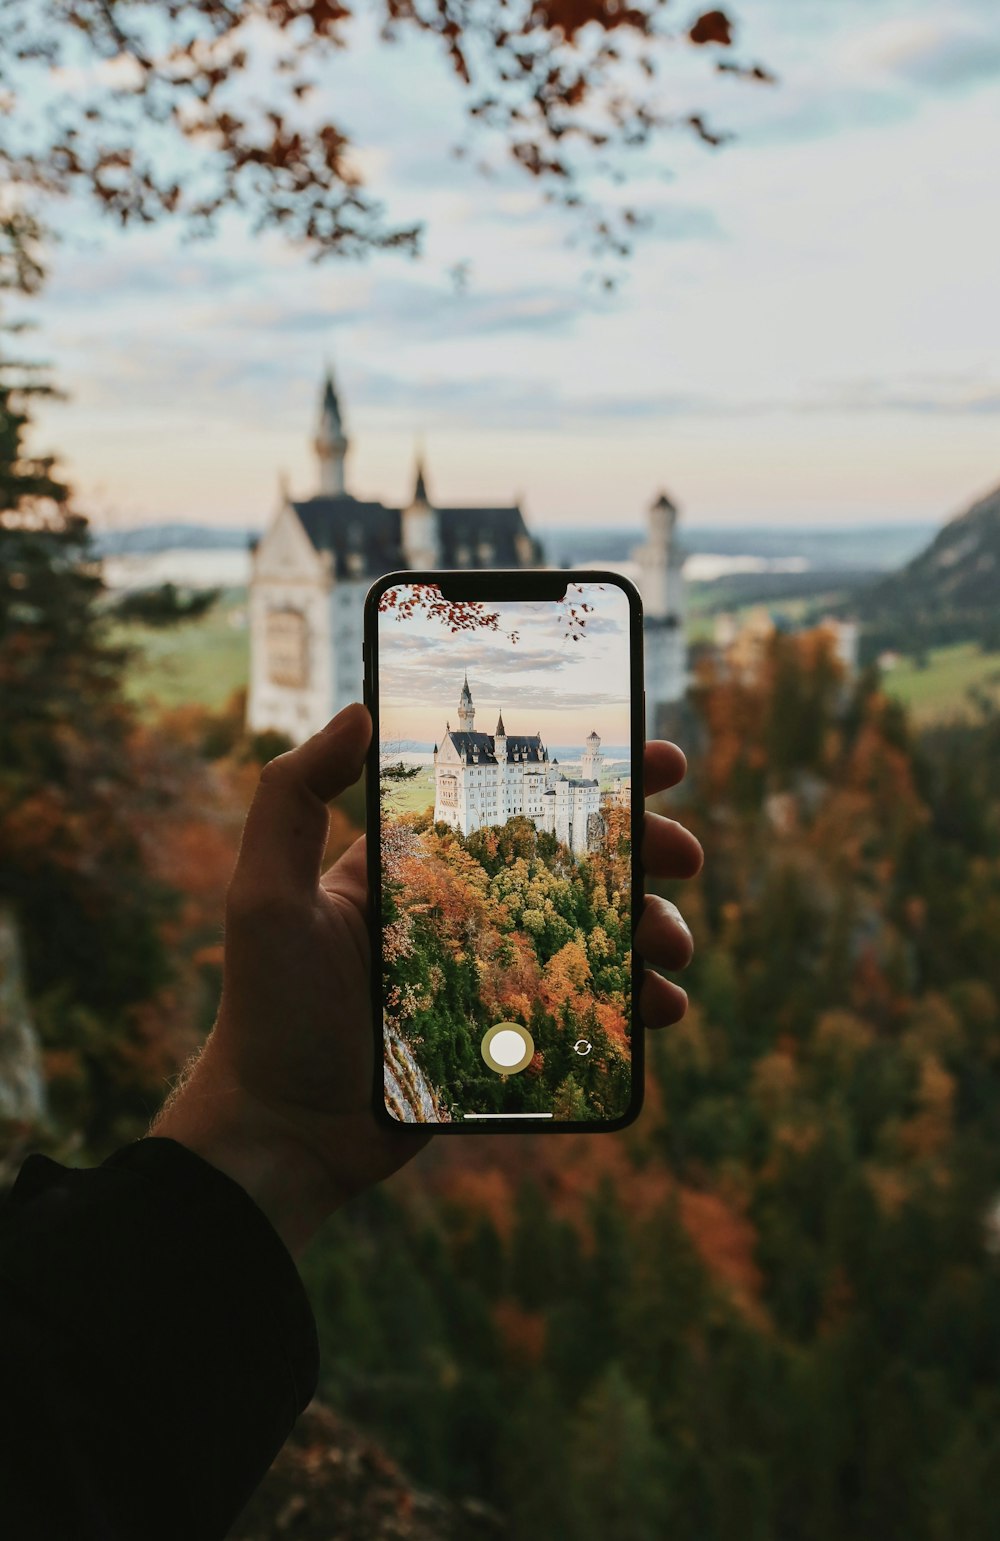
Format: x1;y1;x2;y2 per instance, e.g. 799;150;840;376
402;441;439;567
458;672;475;731
495;710;506;737
315;363;349;497
413;453;429;506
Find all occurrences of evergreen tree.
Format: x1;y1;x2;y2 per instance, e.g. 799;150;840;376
566;1362;668;1541
0;334;172;1155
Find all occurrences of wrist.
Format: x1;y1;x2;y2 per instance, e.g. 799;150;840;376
150;1067;343;1259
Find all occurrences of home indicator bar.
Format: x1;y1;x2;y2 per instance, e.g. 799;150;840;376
463;1112;554;1120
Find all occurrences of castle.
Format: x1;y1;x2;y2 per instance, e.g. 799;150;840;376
247;370;687;742
433;676;611;858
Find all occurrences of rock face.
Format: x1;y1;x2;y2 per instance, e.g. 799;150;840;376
858;480;1000;650
383;1022;450;1123
0;907;46;1126
226;1398;506;1541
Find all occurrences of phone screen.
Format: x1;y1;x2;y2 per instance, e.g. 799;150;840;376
370;575;641;1128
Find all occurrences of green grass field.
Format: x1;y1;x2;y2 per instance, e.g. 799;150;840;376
111;590;250;714
384;766;437;816
685;591;853;645
880;642;1000;725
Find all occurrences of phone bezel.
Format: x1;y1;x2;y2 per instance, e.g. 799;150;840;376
363;568;646;1134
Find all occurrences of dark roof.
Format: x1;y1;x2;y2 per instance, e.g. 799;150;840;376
290;496;542;578
293;496;403;579
413;459;429;504
436;506;542;568
444;730;545;766
503;736;543;759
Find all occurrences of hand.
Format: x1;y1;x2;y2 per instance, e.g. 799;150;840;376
152;705;702;1257
638;739;704;1026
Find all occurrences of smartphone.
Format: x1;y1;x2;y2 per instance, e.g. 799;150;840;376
364;569;644;1132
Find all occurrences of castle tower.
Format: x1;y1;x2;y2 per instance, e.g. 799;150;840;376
581;730;603;784
458;673;475;731
401;453;440;568
643;490;678;618
632;488;687;737
494;710;507;757
314;367;349;496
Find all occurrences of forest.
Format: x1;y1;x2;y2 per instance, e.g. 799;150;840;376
5;462;1000;1537
380;804;633;1122
306;638;1000;1541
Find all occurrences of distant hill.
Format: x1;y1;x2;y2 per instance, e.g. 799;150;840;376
92;522;259;557
540;521;932;570
855;482;1000;657
93;518;933;573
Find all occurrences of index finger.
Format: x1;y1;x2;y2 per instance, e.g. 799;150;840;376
644;740;687;799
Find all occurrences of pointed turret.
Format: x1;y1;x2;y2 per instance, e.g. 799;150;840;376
402;446;439;567
648;489;679;574
322;369;342;425
651;489;678;523
495;710;507;737
458;673;475;731
314;365;349;496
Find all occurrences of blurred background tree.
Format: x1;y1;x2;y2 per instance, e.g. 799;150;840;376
0;332;177;1156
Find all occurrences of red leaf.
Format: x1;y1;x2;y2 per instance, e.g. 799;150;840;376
689;9;733;46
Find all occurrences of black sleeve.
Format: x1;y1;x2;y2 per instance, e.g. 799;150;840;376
0;1135;319;1541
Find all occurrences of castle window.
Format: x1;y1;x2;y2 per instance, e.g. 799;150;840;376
266;607;308;688
439;774;458;807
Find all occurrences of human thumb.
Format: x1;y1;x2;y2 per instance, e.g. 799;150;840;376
231;703;371;904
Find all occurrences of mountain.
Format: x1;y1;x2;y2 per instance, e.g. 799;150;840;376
540;521;933;570
91;522;259;557
856;481;1000;655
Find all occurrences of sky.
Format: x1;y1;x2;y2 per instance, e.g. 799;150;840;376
12;0;1000;533
377;586;633;746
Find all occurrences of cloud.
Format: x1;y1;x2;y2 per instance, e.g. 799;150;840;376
738;85;913;150
798;374;1000;416
646;202;726;243
358;279;588;340
876;21;1000;91
382;631;572;677
382;673;626;718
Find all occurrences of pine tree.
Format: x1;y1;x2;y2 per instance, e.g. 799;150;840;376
0;330;171;1155
566;1362;668;1541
